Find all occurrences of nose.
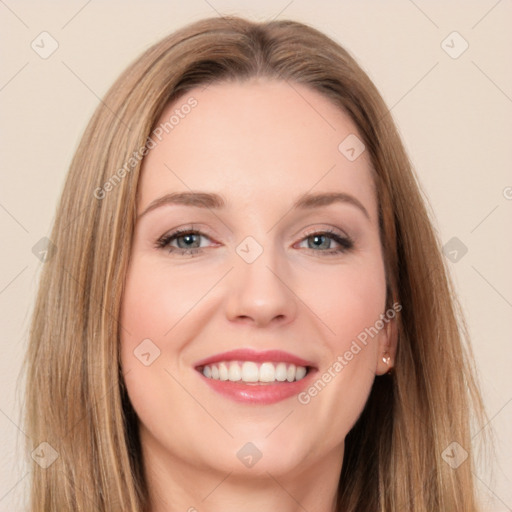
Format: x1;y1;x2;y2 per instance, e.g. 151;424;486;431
224;244;298;328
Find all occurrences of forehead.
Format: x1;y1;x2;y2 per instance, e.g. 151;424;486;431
138;79;377;221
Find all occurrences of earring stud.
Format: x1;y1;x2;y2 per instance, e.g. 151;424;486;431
382;353;393;375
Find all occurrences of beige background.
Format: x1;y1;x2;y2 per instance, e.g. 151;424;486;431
1;1;511;510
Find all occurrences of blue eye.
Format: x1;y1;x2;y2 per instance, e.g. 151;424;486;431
297;230;354;255
155;229;211;256
155;228;354;257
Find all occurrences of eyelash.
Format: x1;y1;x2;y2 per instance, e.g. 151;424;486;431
154;227;354;257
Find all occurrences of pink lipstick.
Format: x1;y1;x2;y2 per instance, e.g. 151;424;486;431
194;348;317;404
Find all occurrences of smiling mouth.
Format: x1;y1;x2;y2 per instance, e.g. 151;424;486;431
196;360;311;384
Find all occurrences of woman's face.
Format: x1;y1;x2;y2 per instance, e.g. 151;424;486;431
120;79;396;483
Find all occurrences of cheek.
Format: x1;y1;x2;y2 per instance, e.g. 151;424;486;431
119;255;226;403
294;256;387;424
305;256;387;350
118;258;200;433
120;256;213;344
119;258;183;388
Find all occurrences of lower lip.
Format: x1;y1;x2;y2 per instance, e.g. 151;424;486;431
196;369;317;404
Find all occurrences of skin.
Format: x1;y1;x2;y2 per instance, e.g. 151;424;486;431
120;78;397;512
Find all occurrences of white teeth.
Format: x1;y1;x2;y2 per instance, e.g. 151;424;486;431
286;363;296;382
295;366;307;380
259;362;275;382
228;361;241;381
201;361;309;383
241;361;259;382
275;362;287;381
218;362;229;381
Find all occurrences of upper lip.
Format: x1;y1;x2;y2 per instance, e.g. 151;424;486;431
194;348;316;369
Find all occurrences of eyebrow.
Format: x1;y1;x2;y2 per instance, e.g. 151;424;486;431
138;191;370;220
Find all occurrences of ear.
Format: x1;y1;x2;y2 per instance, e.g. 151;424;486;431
375;303;399;376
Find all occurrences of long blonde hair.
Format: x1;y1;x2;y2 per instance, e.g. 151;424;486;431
22;15;489;511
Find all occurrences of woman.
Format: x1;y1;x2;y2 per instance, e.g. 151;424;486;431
23;15;489;511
